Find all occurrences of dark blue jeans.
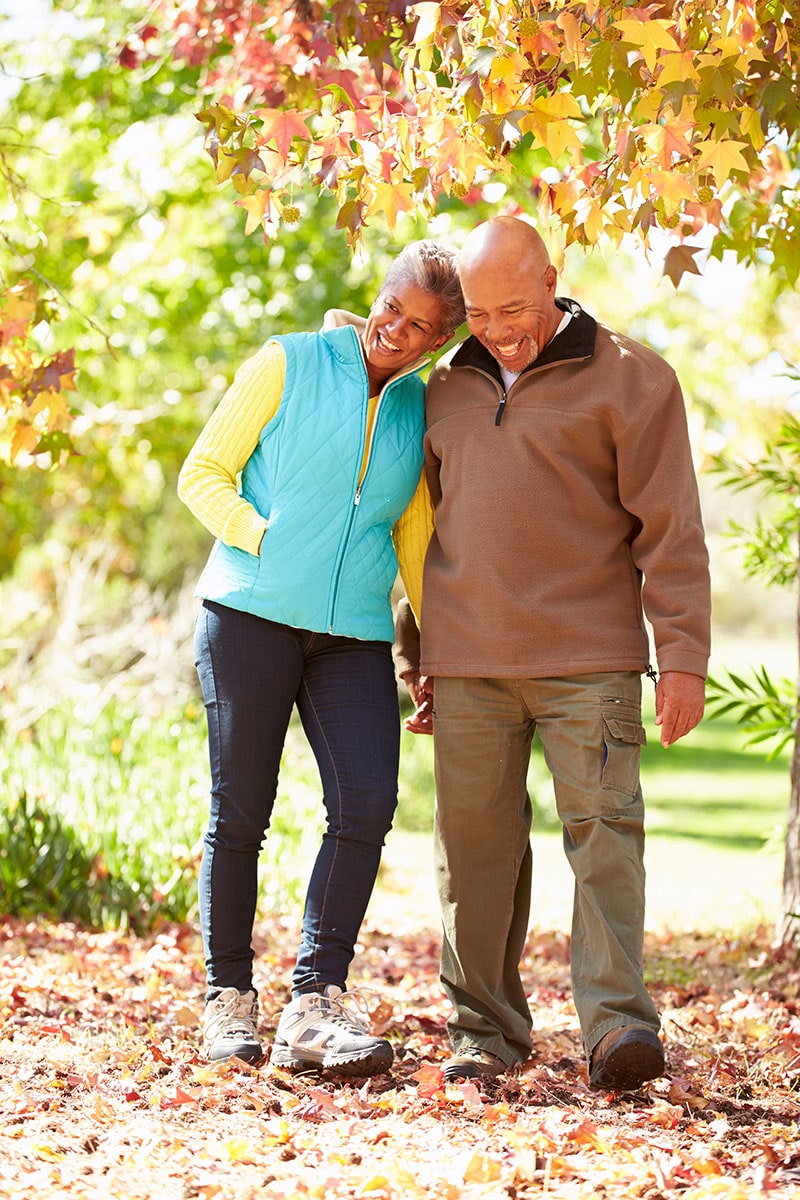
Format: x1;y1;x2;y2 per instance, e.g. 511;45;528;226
194;600;400;998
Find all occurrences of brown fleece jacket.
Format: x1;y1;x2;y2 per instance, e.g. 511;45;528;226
405;299;710;680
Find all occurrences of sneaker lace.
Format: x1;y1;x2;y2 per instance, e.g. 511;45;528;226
323;987;374;1036
207;990;257;1041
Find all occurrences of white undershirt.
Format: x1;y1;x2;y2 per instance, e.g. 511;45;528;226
499;310;573;392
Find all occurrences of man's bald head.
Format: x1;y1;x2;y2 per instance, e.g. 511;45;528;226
458;218;561;375
460;216;552;277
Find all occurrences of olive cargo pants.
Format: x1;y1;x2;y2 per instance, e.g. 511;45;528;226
432;672;660;1067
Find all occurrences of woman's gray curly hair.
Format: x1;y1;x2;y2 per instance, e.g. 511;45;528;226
380;240;465;340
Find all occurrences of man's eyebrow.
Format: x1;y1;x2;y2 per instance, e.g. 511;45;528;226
465;299;526;311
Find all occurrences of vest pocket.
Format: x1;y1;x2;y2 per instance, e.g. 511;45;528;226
601;714;647;796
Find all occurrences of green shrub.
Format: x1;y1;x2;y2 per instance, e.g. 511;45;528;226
0;791;150;930
0;696;325;930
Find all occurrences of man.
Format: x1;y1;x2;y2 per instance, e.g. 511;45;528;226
395;216;710;1091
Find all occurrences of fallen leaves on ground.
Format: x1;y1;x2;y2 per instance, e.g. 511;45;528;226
1;915;799;1199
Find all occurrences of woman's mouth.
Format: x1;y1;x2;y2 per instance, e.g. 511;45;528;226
376;330;401;353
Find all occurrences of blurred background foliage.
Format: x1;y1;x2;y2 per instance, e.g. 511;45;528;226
1;0;799;930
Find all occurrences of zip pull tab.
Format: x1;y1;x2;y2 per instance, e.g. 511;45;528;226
495;395;507;426
354;485;362;506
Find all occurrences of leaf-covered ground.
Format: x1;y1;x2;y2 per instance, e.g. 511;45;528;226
2;911;799;1200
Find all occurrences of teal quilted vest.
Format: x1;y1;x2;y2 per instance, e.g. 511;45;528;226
194;324;426;640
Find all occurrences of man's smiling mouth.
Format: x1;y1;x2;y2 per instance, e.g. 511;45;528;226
493;339;524;359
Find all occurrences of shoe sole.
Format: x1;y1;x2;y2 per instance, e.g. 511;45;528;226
441;1063;506;1083
206;1043;263;1064
271;1040;393;1077
589;1033;665;1090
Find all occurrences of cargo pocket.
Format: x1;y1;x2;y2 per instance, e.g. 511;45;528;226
601;715;647;796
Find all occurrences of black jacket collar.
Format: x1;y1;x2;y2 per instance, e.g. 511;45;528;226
449;298;597;382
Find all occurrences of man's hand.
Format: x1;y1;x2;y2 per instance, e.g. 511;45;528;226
401;670;434;735
654;671;705;747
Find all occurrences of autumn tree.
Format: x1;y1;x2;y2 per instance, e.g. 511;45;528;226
151;0;800;946
155;0;799;282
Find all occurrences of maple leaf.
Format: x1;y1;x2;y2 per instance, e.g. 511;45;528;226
663;243;704;287
335;198;367;243
615;18;680;71
8;424;40;464
519;23;561;67
640;120;696;169
235;192;267;236
694;138;752;186
364;179;414;234
256;108;314;160
0;290;37;343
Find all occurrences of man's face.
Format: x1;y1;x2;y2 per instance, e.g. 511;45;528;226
461;262;559;374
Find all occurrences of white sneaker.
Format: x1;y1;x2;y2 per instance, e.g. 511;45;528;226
271;985;393;1076
203;987;262;1062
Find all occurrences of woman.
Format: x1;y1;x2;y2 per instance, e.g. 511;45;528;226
178;241;464;1076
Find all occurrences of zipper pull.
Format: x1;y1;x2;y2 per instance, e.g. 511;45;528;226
495;395;507;426
354;485;361;506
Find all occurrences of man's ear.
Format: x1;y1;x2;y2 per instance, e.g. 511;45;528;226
544;264;558;295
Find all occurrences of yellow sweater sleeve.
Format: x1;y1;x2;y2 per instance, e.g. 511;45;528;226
393;468;435;625
177;341;286;556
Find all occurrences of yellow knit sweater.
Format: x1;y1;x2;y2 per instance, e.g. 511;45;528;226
178;339;434;622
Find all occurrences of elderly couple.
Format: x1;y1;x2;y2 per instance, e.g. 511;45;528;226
178;216;710;1093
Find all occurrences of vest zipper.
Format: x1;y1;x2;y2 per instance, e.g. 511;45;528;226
327;382;385;633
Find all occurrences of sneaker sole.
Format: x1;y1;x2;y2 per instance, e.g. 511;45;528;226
271;1040;393;1077
206;1042;263;1064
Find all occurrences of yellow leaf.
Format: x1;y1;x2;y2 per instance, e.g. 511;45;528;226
639;121;695;169
544;118;584;163
221;1138;254;1163
740;105;766;152
648;168;694;216
33;1143;66;1162
615;18;679;70
556;10;583;62
215;151;237;184
359;1175;391;1193
236;192;268;236
573;195;605;242
365;179;415;234
411;2;443;44
463;1152;502;1183
486;52;527;107
9;423;40;464
657;51;700;87
693;138;751;186
534;92;583;120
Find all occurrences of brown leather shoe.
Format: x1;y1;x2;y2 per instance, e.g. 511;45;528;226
589;1025;665;1090
441;1048;508;1082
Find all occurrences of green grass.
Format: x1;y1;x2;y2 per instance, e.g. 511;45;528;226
1;684;792;931
399;690;791;850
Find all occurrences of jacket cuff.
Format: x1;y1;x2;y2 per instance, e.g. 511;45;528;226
655;649;709;680
393;595;421;678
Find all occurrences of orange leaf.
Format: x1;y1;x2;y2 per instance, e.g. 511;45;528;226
257;108;313;159
412;1062;444;1097
236;192;268;236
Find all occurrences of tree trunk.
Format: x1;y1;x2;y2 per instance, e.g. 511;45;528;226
777;549;800;949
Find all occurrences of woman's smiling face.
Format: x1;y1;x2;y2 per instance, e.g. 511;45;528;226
362;281;447;387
